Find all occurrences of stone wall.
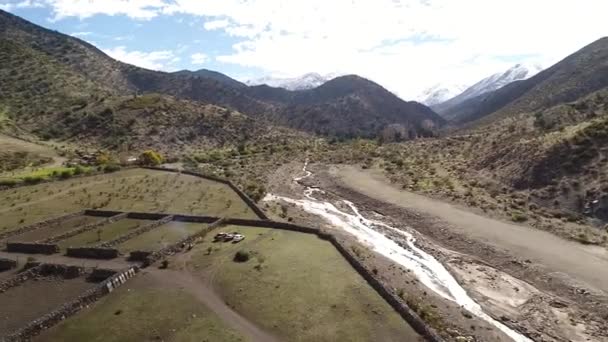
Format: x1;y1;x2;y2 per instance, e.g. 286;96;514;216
99;215;173;248
139;218;225;266
6;242;59;255
3;266;139;342
224;218;321;234
172;215;220;224
83;209;127;218
326;236;444;342
0;211;84;240
126;212;171;220
142;166;269;219
66;247;119;259
44;212;129;244
0;257;17;271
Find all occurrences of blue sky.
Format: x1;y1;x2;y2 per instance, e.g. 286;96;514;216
1;0;606;98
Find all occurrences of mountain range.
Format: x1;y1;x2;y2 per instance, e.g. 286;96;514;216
432;63;543;119
0;9;443;148
245;73;337;91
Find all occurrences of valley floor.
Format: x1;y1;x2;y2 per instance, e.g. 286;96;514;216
333;165;608;294
265;162;608;342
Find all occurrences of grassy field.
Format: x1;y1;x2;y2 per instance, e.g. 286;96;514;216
57;218;146;249
3;215;100;244
118;221;208;253
0;276;94;336
0;168;257;234
188;225;419;342
37;275;247;342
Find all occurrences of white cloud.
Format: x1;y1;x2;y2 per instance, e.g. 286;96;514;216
45;0;165;21
1;0;44;11
203;19;230;31
190;52;207;65
28;0;608;98
102;46;175;70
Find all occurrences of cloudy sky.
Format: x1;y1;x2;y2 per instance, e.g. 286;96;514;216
1;0;606;98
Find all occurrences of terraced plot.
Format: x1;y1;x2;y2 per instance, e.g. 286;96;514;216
118;222;208;253
0;276;95;336
188;225;420;342
3;215;101;244
0;168;257;234
57;218;147;249
36;274;246;342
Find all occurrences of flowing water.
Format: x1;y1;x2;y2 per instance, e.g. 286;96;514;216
263;163;532;342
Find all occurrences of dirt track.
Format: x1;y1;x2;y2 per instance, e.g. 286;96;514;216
332;165;608;294
148;268;280;342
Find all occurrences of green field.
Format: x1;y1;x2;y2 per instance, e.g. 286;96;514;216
0;168;257;234
3;215;100;244
188;225;419;342
57;218;145;248
118;221;208;253
37;275;247;342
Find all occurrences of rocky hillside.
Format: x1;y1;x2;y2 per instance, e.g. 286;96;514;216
0;10;442;142
442;37;608;125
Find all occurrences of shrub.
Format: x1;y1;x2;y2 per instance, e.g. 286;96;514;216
160;260;169;269
0;179;18;187
73;165;85;175
23;176;44;184
59;170;73;179
511;211;528;222
139;150;163;166
103;164;121;173
234;250;250;262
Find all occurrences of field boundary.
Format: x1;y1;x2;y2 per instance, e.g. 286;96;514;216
43;212;129;244
0;211;84;241
1;264;139;342
141;166;269;220
99;215;173;248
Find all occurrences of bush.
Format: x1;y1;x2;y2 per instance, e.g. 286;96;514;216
23;176;44;184
59;170;73;179
103;164;121;173
511;211;528;222
139;150;163;166
0;179;18;187
73;165;85;175
234;250;250;262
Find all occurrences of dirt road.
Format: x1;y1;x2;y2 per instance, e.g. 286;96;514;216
332;165;608;293
148;268;280;342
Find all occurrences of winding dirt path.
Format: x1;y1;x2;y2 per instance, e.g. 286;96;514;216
332;165;608;293
147;268;280;342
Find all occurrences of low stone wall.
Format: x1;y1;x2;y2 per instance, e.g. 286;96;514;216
88;268;117;282
66;247;119;259
173;215;221;224
0;264;84;293
99;215;174;248
0;257;17;271
0;265;41;293
83;209;127;218
224;218;321;234
128;250;151;262
142;166;268;220
126;212;171;220
6;242;59;255
0;211;84;240
44;212;129;244
327;236;444;342
140;218;225;266
3;266;139;342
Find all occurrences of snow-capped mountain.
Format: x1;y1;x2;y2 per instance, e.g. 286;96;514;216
454;63;544;103
246;72;338;91
433;63;544;113
416;83;469;106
